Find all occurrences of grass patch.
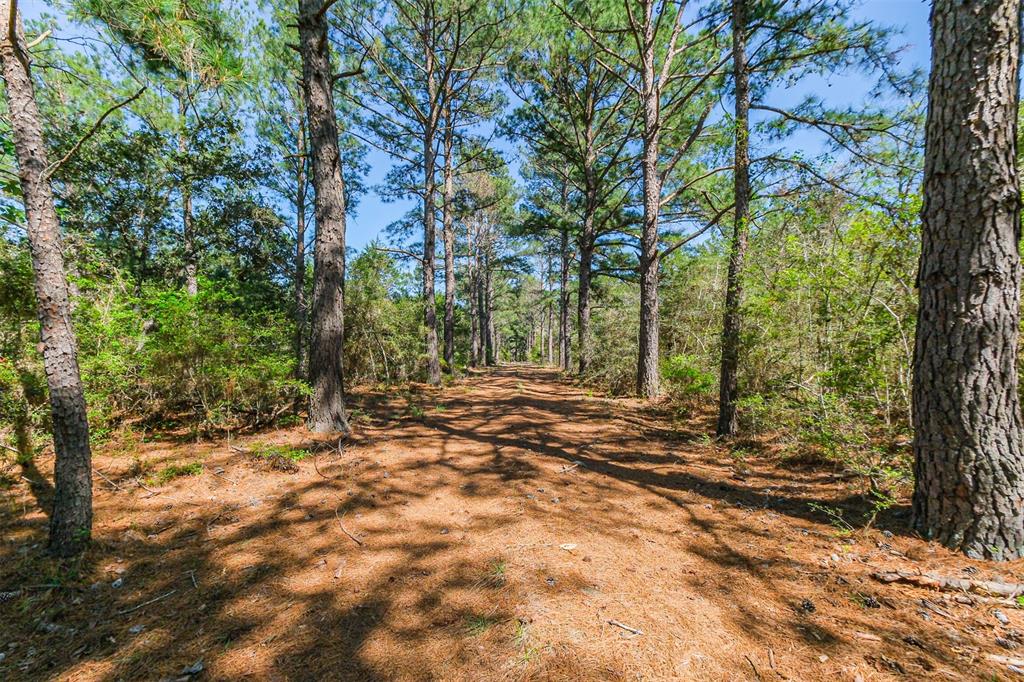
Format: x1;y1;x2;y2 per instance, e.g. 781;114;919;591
247;443;310;473
150;461;202;485
484;559;507;587
464;614;498;636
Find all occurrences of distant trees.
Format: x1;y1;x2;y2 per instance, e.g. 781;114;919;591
1;0;93;556
507;7;635;376
912;0;1024;560
340;0;510;383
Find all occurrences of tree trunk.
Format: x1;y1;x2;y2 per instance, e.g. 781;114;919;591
298;0;349;433
912;0;1024;560
577;209;595;375
441;110;456;373
294;115;309;380
636;21;662;399
717;0;750;437
468;221;480;367
1;3;93;556
484;253;495;365
559;223;570;371
420;42;442;385
547;298;554;364
177;92;198;297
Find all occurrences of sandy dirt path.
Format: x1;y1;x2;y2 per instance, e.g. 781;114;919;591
1;366;1019;680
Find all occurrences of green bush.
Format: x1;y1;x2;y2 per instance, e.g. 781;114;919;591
662;354;714;399
75;276;307;431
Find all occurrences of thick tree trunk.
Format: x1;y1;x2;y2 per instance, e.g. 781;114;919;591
547;299;554;364
717;0;750;437
177;93;198;297
294;116;309;380
484;254;495;365
1;5;93;556
912;0;1024;560
577;208;595;375
468;223;480;367
636;28;662;399
559;224;570;371
298;0;349;433
441;114;456;373
636;167;660;398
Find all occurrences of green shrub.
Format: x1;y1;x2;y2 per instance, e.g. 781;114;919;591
662;354;714;399
151;461;203;485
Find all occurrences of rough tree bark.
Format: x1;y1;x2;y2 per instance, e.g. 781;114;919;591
293;112;309;380
468;220;481;366
559;224;570;372
577;217;594;375
298;0;349;433
717;0;750;437
420;38;443;385
177;92;198;296
912;0;1024;560
484;251;495;365
636;18;662;398
441;104;456;373
1;0;93;556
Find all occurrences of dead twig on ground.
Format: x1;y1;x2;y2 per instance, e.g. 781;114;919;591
745;654;763;681
873;570;1024;598
608;620;642;636
335;505;363;546
313;451;333;481
117;589;177;615
93;468;123;490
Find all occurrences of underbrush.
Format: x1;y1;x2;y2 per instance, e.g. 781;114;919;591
734;391;913;523
245;443;311;473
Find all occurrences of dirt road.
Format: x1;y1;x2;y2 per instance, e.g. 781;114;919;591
1;367;1015;680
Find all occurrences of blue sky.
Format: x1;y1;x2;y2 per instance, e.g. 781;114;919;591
25;0;931;250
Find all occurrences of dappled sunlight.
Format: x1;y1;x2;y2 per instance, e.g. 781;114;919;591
1;367;1014;680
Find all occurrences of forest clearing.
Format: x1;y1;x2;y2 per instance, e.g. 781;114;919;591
4;366;1023;681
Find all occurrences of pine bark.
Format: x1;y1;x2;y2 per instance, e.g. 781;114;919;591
441;111;456;373
912;0;1024;560
484;253;495;365
577;213;594;375
1;3;93;556
293;115;309;380
577;143;598;375
420;94;442;382
298;0;349;433
468;221;481;366
177;93;198;296
636;14;662;399
717;0;750;437
559;223;570;372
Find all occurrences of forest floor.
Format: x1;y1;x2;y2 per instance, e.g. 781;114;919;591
2;366;1024;681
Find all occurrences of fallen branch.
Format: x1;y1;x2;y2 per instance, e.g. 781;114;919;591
313;451;332;481
608;619;643;636
745;655;762;681
986;653;1024;668
335;505;363;546
93;467;123;491
873;570;1024;598
117;588;176;615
